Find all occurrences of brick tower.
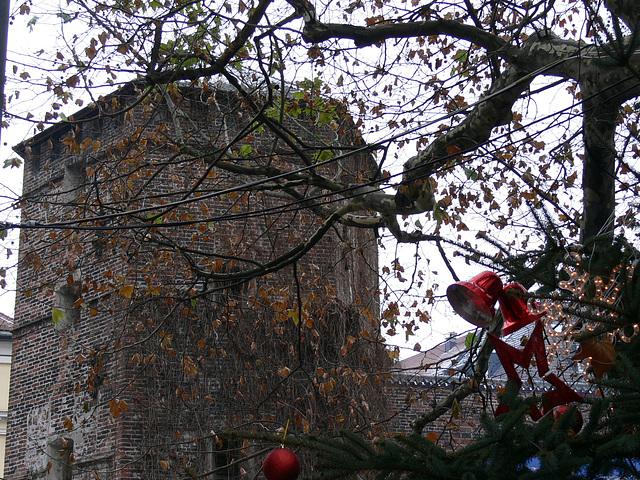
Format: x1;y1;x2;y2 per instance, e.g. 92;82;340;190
5;82;385;479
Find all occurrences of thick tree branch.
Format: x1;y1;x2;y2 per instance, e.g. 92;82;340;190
398;65;532;207
300;19;519;58
285;0;518;58
398;33;640;210
580;89;621;242
145;0;273;84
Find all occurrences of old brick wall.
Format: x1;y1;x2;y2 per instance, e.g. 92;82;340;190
6;83;384;479
387;374;493;448
387;367;594;450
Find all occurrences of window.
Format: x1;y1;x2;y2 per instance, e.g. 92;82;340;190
205;437;241;480
61;160;87;204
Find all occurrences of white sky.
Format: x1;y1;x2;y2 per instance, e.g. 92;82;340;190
0;1;29;318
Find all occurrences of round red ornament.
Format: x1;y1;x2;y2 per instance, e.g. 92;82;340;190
263;447;300;480
551;405;583;435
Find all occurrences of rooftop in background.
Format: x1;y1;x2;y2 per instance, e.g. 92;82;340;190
0;314;12;332
398;323;595;395
399;331;471;374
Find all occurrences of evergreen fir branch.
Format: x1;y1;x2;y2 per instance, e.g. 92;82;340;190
338;429;380;457
321;433;369;461
580;398;606;438
309;434;366;462
394;433;447;458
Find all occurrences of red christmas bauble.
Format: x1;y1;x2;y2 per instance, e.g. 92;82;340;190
263;448;300;480
551;405;583;435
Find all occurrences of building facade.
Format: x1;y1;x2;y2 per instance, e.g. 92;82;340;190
390;325;594;449
0;313;12;477
6;82;386;479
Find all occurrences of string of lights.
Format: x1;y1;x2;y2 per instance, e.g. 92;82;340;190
530;250;639;378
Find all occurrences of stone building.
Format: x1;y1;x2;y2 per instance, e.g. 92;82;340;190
389;325;595;449
0;312;12;477
5;82;386;479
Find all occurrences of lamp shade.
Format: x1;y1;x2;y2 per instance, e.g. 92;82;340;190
501;283;544;335
446;271;503;328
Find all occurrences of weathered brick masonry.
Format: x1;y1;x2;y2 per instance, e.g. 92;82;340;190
6;83;386;479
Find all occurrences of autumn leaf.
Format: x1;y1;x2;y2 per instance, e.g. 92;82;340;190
182;356;198;376
571;337;615;378
66;75;79;87
287;309;299;325
465;332;477;348
451;398;462;419
85;44;97;59
52;307;66;325
64;416;74;430
239;144;253;157
426;432;439;442
98;31;109;45
387;349;400;360
119;285;135;298
109;398;129;418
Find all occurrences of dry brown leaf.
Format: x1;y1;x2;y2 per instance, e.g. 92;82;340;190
426;432;439;442
571;337;615;378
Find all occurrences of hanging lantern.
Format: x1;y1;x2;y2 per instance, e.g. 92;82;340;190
446;271;503;328
447;272;544;333
501;283;544;335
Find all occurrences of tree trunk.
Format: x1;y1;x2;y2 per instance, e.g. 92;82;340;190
580;83;621;243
